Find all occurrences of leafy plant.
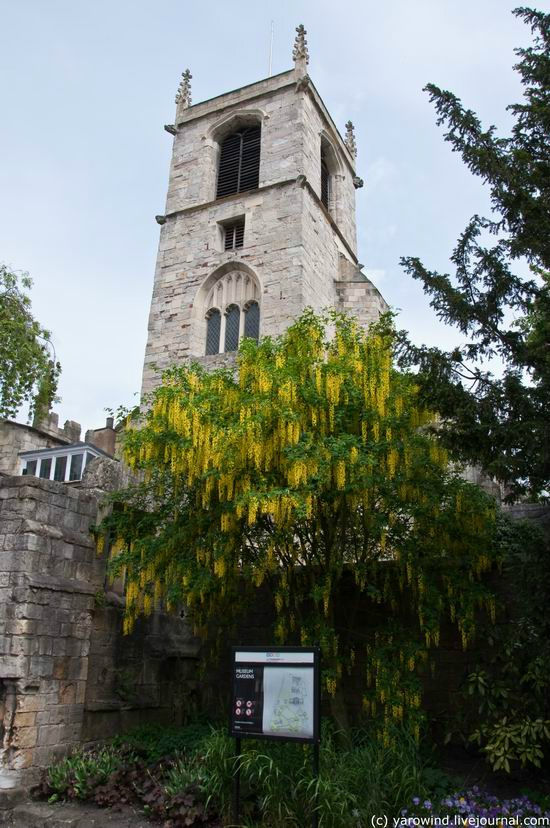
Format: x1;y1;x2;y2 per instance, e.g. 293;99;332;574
446;514;550;772
397;7;550;500
111;721;213;763
39;746;127;801
188;723;443;825
93;589;107;608
470;715;550;773
0;264;60;422
101;309;498;737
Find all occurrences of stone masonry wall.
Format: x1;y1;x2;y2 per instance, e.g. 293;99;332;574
0;464;201;790
0;476;102;788
141;67;383;398
0;415;84;477
0;423;66;477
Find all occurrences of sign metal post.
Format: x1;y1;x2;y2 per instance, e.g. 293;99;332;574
230;646;320;827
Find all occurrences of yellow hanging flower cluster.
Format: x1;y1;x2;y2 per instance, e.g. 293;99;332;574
109;310;498;743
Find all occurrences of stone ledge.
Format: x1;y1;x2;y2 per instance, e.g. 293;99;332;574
0;799;153;826
0;787;26;810
163;176;297;222
19;573;97;597
84;699;159;712
3;518;95;548
0;477;97;507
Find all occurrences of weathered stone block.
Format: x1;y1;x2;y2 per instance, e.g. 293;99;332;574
0;655;27;679
13;711;36;728
11;726;38;749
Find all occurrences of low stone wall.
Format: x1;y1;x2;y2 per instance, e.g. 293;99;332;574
0;476;102;788
82;604;200;746
0;466;200;790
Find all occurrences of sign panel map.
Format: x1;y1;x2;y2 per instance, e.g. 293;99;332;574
230;648;319;743
262;666;313;738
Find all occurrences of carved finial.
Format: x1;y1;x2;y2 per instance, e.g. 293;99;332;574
344;121;357;158
293;24;309;66
175;68;192;108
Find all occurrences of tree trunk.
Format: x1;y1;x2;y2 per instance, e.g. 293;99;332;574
329;686;352;746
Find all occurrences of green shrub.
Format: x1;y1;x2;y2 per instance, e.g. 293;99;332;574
447;516;550;773
192;722;438;825
40;720;454;825
111;720;212;763
42;746;127;802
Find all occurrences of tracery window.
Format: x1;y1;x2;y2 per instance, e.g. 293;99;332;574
216;126;261;199
200;268;261;356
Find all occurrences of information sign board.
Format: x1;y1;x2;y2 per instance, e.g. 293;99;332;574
230;646;320;743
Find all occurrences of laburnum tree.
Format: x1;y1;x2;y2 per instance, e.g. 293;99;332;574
0;265;60;422
398;7;550;500
102;311;497;739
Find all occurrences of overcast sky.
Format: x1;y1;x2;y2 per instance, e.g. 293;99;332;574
0;0;536;432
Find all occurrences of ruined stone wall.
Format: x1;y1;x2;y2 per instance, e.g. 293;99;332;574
0;464;200;789
0;475;102;788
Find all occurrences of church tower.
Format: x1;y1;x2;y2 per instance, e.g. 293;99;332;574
141;25;387;397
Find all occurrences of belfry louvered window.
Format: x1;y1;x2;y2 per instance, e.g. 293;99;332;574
321;155;330;209
244;301;260;342
224;219;245;251
205;309;221;355
216;126;261;199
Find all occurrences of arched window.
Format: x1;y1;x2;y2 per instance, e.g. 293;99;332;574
321;151;330;209
216;126;261;199
205;309;221;355
224;304;240;352
244;301;260;342
195;265;261;356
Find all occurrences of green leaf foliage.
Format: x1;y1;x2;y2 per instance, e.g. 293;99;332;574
0;264;60;422
448;513;550;772
100;311;498;738
397;8;550;500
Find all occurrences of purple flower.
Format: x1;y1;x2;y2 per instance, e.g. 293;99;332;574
412;797;420;806
423;801;432;811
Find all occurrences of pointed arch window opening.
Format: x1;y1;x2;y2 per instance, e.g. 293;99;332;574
216;126;261;199
200;268;261;356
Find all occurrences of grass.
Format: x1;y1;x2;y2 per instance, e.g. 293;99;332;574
40;719;461;826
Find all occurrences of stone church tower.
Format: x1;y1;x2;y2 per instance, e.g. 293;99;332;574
141;25;387;397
